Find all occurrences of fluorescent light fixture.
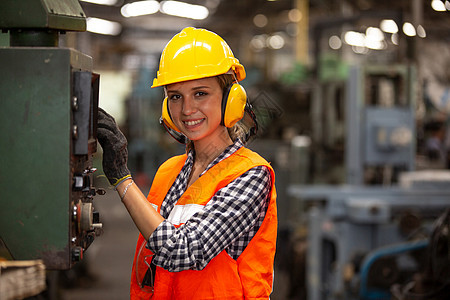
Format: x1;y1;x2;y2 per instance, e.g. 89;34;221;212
431;0;446;11
81;0;118;5
365;27;385;50
253;14;268;28
288;9;302;22
160;1;209;20
366;27;384;41
344;31;365;47
292;136;311;148
417;25;426;38
352;45;369;55
267;34;285;49
391;33;399;45
329;35;342;50
121;1;160;17
86;17;122;35
250;35;267;51
365;39;386;50
344;29;386;50
402;22;416;36
380;19;398;33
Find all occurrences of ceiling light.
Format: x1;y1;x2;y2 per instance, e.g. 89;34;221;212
365;39;386;50
329;35;342;50
344;31;365;47
352;45;369;55
86;17;122;35
288;9;302;22
380;19;398;34
391;33;399;45
250;35;267;51
417;25;426;38
121;1;160;17
446;0;450;10
80;0;118;5
267;34;285;49
364;27;385;50
253;14;268;28
366;27;384;41
402;22;416;37
431;0;446;11
160;1;209;20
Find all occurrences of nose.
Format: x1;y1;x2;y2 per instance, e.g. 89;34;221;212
182;96;197;115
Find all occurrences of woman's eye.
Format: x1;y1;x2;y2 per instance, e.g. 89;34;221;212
169;95;181;101
195;91;207;97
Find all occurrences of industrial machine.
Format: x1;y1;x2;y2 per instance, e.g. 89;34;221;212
289;64;450;300
0;0;103;270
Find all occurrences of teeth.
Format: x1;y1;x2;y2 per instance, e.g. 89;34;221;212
184;119;203;126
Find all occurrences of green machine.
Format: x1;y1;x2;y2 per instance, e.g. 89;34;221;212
0;0;103;269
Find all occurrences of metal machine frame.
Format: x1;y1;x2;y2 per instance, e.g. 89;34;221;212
289;64;450;300
0;0;103;270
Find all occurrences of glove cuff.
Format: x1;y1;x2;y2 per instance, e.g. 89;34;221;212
112;174;132;188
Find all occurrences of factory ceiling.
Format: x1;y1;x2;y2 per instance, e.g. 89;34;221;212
77;0;450;71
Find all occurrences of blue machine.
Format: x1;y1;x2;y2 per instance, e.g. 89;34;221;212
289;185;450;300
289;65;450;300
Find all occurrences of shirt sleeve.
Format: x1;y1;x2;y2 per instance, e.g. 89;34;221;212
146;165;272;272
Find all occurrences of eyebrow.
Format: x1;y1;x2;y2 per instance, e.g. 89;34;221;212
166;85;211;93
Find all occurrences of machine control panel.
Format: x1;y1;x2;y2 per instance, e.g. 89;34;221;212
69;71;103;267
0;0;104;271
0;48;103;269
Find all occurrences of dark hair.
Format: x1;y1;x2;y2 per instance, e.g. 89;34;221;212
216;73;234;89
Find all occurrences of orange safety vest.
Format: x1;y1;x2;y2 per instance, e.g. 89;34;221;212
130;146;277;299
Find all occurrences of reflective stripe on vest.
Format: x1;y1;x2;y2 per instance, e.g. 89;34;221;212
167;204;204;226
130;146;277;299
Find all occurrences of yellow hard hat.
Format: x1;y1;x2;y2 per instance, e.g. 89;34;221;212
152;27;246;87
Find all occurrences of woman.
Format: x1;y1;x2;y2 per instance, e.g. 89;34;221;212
98;27;277;299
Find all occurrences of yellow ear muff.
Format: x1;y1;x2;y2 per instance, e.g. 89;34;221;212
161;97;181;132
222;83;247;128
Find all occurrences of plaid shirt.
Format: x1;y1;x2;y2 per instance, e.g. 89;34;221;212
147;140;271;272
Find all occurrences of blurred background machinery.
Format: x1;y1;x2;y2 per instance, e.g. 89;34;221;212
287;13;450;299
288;32;450;300
0;0;103;280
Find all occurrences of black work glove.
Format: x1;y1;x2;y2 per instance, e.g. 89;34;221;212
97;107;131;186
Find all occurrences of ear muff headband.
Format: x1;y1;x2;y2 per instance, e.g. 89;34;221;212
161;97;180;132
159;117;187;144
221;83;247;128
160;97;187;144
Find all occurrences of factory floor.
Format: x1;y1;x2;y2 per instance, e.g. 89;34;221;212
54;185;291;300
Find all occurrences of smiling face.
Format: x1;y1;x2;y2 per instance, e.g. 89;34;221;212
166;77;229;146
